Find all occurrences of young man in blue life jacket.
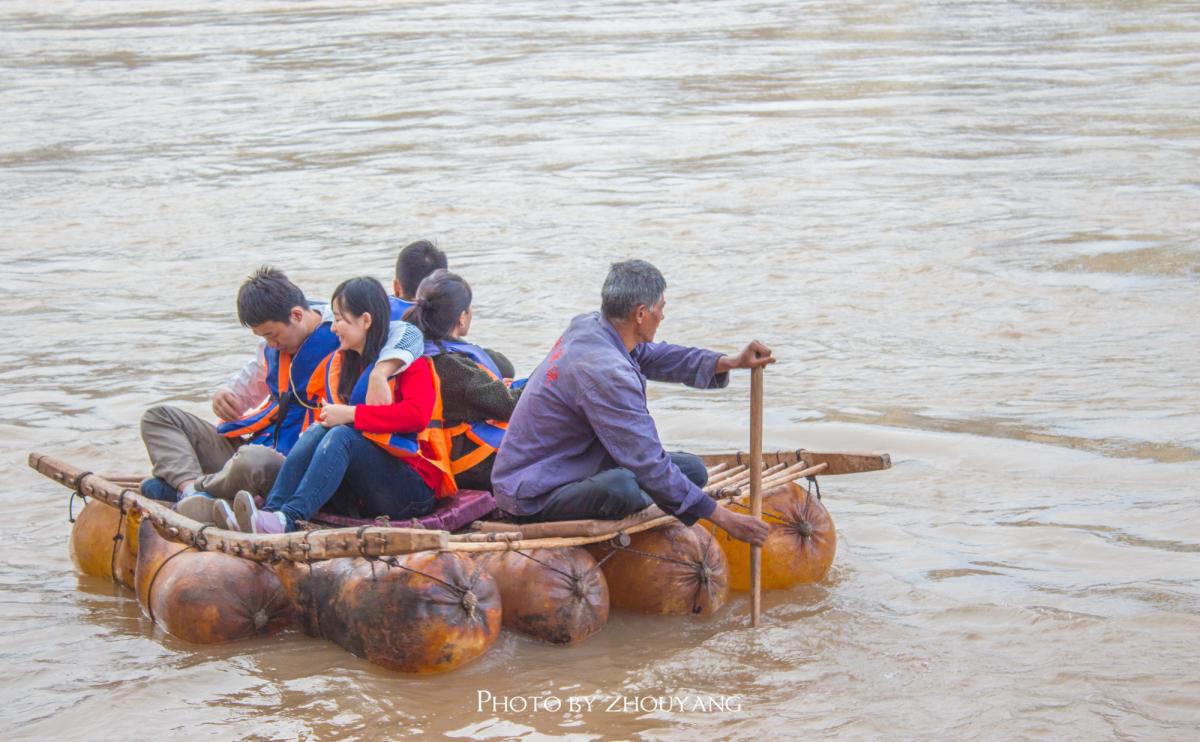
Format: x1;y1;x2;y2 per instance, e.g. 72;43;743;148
490;259;772;547
139;267;424;522
365;239;448;406
389;239;448;320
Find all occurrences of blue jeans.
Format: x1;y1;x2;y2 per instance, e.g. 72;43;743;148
264;425;435;530
526;452;708;522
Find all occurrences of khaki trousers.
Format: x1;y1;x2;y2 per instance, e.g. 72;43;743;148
139;404;284;499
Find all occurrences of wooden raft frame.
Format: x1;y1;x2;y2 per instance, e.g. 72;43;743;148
30;448;889;562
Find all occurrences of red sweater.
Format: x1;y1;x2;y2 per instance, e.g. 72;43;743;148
352;357;443;493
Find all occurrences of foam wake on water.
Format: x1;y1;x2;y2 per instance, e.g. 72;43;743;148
1053;245;1200;278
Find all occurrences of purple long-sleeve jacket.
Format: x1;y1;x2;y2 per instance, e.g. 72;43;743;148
491;312;728;525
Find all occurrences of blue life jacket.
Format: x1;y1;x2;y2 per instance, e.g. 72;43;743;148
425;339;502;377
389;296;414;320
216;310;340;454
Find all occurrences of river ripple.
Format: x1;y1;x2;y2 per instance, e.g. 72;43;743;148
1;1;1198;738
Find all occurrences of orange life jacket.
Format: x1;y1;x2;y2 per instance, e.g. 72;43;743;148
306;352;458;498
423;340;521;478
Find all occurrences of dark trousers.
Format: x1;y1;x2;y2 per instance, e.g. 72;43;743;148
264;424;435;529
527;452;708;522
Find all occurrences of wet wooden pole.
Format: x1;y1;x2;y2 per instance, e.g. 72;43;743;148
750;365;764;627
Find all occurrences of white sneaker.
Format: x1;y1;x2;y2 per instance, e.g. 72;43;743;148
174;493;217;523
213;498;239;531
235;491;286;534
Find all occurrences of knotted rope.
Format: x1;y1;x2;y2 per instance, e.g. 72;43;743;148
496;548;611;599
727;476;821;538
66;470;95;523
596;532;717;614
380;555;488;622
192;524;212;550
144;544;197;625
106;489;136;582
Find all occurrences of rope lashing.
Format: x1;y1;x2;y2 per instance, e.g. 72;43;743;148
510;548;603;598
66;470;94;523
693;533;716;614
251;563;284;632
512;549;576;582
108;489;134;582
355;526;376;580
461;561;487;620
798;478;819;534
460;590;478;619
299;527;325;638
381;556;486;622
70;469;94;494
302;529;318;574
145;545;197;625
599;534;715;614
68;490;88;523
728;476;821;538
193;524;212;550
590;546;618;573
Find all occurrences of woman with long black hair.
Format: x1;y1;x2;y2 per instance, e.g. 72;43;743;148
217;276;454;533
404;269;523;491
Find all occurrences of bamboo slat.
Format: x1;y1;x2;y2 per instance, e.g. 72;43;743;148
471;506;668;538
699;450;890;475
705;464;747;489
446;531;522;543
706;468;751;492
703;462;729;477
446;513;679;552
29;452;448;561
703;462;788;494
102;475;143;485
734;462;829;496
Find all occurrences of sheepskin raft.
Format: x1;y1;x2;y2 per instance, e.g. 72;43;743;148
32;448;889;672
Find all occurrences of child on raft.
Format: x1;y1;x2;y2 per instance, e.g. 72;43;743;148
403;269;523;491
216;276;456;534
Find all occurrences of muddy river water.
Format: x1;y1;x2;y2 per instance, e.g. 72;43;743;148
1;1;1198;738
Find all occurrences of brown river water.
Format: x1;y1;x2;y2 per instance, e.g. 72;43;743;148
2;1;1198;739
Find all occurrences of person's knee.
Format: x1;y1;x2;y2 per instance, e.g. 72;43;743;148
298;423;330;446
672;452;707;487
199;444;285;498
609;474;643;503
603;476;651;518
229;445;284;478
232;444;285;466
140;404;174;432
319;425;356;453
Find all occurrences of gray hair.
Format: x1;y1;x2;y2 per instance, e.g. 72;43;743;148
601;259;666;320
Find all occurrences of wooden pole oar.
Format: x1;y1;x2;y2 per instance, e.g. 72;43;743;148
749;365;764;628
